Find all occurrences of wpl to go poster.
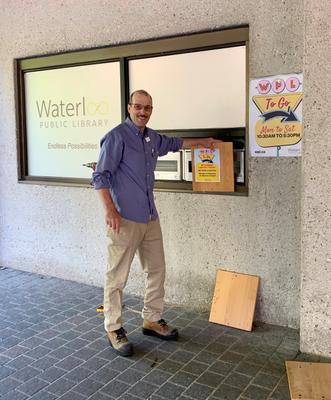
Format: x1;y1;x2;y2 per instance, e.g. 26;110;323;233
249;73;303;157
194;148;220;182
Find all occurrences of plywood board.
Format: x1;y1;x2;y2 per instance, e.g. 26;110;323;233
286;361;331;400
209;270;259;331
192;142;234;192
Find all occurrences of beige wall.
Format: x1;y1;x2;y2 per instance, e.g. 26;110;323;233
300;0;331;357
1;0;328;356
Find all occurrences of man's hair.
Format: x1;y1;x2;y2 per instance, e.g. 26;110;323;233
129;90;153;104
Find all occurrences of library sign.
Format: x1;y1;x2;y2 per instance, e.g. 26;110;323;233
24;62;121;178
249;73;303;157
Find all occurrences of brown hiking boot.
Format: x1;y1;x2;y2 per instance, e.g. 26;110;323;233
107;327;133;357
142;319;178;341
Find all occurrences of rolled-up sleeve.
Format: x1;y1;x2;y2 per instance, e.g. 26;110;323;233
92;131;124;189
156;134;183;157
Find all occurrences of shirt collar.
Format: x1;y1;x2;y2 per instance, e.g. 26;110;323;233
125;117;148;136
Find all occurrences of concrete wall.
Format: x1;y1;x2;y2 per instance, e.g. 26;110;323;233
0;0;303;332
300;0;331;357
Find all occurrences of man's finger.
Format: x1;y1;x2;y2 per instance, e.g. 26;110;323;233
113;218;120;234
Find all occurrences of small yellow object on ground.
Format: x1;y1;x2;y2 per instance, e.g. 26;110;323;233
96;304;104;313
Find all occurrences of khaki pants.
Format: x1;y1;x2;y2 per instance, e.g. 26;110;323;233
104;218;166;332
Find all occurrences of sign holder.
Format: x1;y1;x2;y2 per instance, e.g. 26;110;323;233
286;361;331;400
192;142;234;192
209;270;260;331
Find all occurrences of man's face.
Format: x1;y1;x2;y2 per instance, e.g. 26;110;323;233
127;93;153;131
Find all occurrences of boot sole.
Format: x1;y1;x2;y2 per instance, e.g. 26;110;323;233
107;337;133;357
142;328;179;341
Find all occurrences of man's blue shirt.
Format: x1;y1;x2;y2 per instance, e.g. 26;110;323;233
92;118;183;223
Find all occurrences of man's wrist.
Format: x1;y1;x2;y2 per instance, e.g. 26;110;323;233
105;204;117;213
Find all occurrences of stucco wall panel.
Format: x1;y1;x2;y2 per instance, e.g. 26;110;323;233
300;0;331;355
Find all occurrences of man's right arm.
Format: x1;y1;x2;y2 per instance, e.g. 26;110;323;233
93;131;124;234
96;188;121;234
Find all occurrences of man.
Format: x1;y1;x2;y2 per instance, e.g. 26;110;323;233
93;90;218;357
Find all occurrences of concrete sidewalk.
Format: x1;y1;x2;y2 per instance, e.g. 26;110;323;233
0;267;307;399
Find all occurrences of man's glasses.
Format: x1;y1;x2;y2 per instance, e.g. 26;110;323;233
130;103;153;113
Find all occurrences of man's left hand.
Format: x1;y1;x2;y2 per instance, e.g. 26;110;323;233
181;137;222;149
202;137;222;149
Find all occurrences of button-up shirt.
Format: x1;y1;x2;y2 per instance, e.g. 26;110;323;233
92;118;183;223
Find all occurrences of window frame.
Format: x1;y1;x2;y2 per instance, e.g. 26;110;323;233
15;26;249;194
